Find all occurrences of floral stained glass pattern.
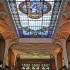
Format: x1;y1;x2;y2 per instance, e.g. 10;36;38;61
7;0;63;38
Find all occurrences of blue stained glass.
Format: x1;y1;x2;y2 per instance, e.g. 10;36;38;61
10;2;15;6
48;34;52;37
57;0;60;1
49;28;52;30
7;0;63;38
15;18;19;20
15;21;19;23
54;8;59;11
18;29;23;37
16;23;20;26
56;2;60;6
18;26;22;28
54;11;58;15
56;2;60;5
51;23;55;26
9;0;14;1
11;7;16;11
30;0;40;1
30;2;43;14
52;21;55;23
40;35;47;38
52;18;56;21
53;15;56;17
14;15;18;17
24;35;32;38
49;33;52;35
12;11;16;14
54;7;59;10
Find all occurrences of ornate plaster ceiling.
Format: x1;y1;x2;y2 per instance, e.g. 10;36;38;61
11;43;61;59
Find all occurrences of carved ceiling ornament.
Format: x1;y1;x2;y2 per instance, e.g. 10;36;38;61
11;43;61;59
0;12;6;18
63;12;70;18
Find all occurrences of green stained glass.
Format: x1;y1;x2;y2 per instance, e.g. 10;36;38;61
43;5;47;11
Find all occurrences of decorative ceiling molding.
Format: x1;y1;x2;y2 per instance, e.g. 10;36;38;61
0;12;6;18
63;12;70;17
12;50;53;59
59;19;70;27
11;43;61;56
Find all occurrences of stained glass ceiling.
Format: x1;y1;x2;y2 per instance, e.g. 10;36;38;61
7;0;63;38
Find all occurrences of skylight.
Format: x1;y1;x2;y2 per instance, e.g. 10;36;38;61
7;0;62;38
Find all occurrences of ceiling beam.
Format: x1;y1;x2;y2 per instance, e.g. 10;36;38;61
52;0;68;42
19;38;52;43
2;0;18;41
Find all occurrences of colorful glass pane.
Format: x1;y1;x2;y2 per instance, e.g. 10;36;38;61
30;2;43;14
7;0;63;38
19;1;51;19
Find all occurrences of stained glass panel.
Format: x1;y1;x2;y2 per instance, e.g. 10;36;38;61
7;0;63;38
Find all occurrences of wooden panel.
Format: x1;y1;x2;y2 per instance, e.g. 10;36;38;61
16;59;56;70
